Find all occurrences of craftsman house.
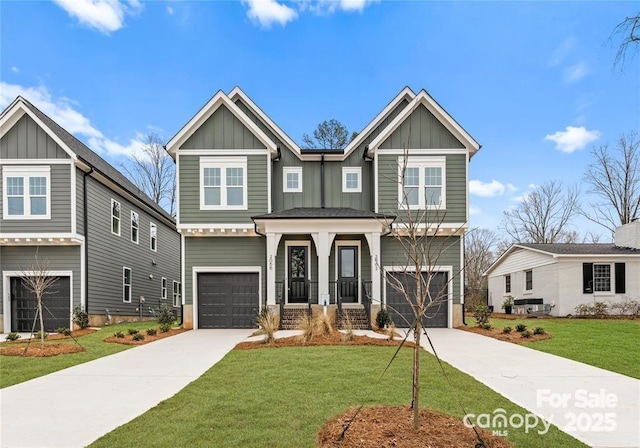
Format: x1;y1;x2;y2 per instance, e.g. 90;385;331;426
0;97;181;332
167;87;480;329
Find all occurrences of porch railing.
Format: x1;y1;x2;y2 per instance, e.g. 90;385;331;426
275;280;285;329
361;280;373;330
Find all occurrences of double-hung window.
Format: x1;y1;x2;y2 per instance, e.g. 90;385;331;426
150;223;157;252
342;167;361;193
505;274;511;294
123;267;132;303
111;199;121;235
2;166;50;219
173;281;181;307
398;157;446;209
131;211;139;244
161;277;167;300
283;167;302;192
524;270;533;292
200;157;247;210
593;264;611;292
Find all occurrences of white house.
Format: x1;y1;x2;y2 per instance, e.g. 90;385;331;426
484;222;640;316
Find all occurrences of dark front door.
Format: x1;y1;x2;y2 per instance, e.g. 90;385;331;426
11;276;71;332
338;246;358;303
288;246;308;303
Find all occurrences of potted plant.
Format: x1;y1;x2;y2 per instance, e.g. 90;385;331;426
502;296;514;315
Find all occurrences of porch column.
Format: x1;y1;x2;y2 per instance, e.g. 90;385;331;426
367;232;381;303
266;232;281;306
312;231;334;304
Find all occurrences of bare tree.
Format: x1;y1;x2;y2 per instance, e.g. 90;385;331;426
302;119;349;149
19;254;58;349
500;181;580;243
612;12;640;69
582;132;640;233
121;133;176;215
464;228;498;308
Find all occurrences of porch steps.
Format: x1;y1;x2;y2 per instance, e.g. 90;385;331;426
339;308;370;330
279;308;309;330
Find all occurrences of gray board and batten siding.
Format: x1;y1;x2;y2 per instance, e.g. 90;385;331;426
0;114;70;160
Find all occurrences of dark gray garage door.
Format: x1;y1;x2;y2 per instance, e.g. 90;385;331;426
198;272;259;329
10;276;71;332
385;271;449;328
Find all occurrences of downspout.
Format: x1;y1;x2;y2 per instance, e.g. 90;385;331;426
320;153;325;208
83;167;94;314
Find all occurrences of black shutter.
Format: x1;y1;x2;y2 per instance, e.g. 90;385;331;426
583;263;593;294
615;263;626;294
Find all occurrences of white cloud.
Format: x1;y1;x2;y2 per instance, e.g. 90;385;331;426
469;179;506;197
167;5;174;15
339;0;378;12
564;62;589;82
469;206;481;216
52;0;142;34
550;37;576;66
244;0;298;27
545;126;600;153
11;66;18;73
506;183;518;193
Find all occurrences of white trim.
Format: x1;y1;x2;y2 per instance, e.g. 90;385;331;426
523;269;533;293
123;266;132;303
284;240;311;304
199;156;248;211
267;153;272;213
378;148;468;155
192;266;262;329
161;277;168;300
0;233;84;243
254;218;392;237
172;280;181;308
149;222;158;252
374;152;379;213
130;211;140;244
3;270;74;332
70;164;77;234
176;149;270;156
334;240;362;304
111;199;121;236
342;167;362;193
177;223;255;230
80;239;86;310
397;156;446;210
176;153;181;226
283;166;303;193
2;166;51;220
504;274;512;295
180;233;186;306
0;159;74;165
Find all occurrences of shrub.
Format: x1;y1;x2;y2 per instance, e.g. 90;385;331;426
256;307;279;344
593;302;608;318
132;333;145;341
521;330;532;338
482;323;492;330
375;308;391;329
341;314;355;342
472;303;492;327
72;306;89;329
113;331;125;338
156;304;176;326
127;328;139;335
314;312;333;338
146;328;158;336
502;326;512;334
533;326;546;335
32;331;48;340
515;323;527;333
5;332;21;341
297;314;314;342
56;327;72;336
575;303;591;316
575;302;610;318
159;323;172;333
387;322;397;341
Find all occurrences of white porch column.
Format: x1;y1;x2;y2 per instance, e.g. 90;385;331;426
312;231;334;303
367;232;381;303
266;232;281;306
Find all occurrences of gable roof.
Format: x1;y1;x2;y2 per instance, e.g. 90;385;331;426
368;89;481;156
0;96;175;224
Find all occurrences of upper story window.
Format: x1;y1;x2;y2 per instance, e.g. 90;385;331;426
200;157;247;210
342;167;361;193
505;274;511;294
524;270;533;292
150;223;158;252
283;167;302;192
398;157;446;209
131;211;139;244
2;166;50;220
111;199;121;235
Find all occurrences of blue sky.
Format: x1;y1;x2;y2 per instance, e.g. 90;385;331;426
1;1;638;239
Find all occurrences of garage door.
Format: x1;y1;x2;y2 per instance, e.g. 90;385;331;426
197;273;259;329
385;271;449;328
10;276;71;332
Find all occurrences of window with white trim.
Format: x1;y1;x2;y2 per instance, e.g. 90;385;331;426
131;211;139;244
123;267;132;303
342;167;361;193
2;166;50;219
524;270;533;292
398;157;446;209
150;223;157;252
593;264;611;292
173;281;181;307
283;167;302;192
161;277;167;300
200;157;247;210
505;274;511;294
111;199;121;235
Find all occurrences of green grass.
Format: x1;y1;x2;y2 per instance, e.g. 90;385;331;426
468;317;640;379
90;346;586;448
1;321;156;388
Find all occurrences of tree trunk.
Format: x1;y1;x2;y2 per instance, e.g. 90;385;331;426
38;295;45;348
413;317;421;429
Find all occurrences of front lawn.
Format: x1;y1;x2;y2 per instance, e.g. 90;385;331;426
90;346;586;448
467;317;640;379
1;321;164;388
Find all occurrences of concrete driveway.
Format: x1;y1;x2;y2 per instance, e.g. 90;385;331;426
417;328;640;448
0;329;252;448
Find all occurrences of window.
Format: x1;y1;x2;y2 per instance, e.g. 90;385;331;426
150;223;157;252
342;167;361;193
200;157;247;210
593;264;611;292
111;199;121;235
283;167;302;192
584;262;625;294
398;157;446;209
123;267;132;303
173;281;181;307
524;270;533;291
131;211;139;244
505;274;511;294
2;166;50;219
161;277;167;300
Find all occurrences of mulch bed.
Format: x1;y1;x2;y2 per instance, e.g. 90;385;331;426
459;325;552;344
103;327;187;345
317;405;513;448
235;331;414;350
1;328;98;345
0;343;85;357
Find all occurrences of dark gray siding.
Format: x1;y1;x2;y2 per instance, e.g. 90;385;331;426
76;168;85;235
379;104;464;149
181;105;266;150
0;115;70;159
377;153;467;223
184;236;266;306
0;164;73;233
85;177;180;316
178;154;268;224
0;245;81;315
381;236;461;304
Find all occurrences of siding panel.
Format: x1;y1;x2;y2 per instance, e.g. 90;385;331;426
0;115;69;159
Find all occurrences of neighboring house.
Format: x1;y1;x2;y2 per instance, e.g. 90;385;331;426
0;97;181;333
167;86;480;329
485;221;640;316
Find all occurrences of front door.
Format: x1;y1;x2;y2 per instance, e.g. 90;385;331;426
338;246;358;303
288;246;308;303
